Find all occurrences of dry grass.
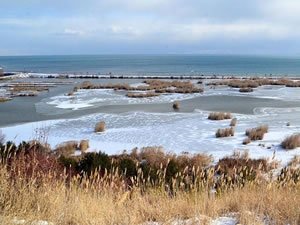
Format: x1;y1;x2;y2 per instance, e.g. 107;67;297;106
78;79;204;95
229;118;237;127
0;160;299;225
0;97;12;103
208;78;300;89
281;134;300;150
245;125;268;141
0;141;299;225
208;112;232;120
126;92;159;98
239;87;254;93
95;121;106;133
215;127;235;138
173;101;180;110
242;137;251;145
79;140;89;152
55;141;78;156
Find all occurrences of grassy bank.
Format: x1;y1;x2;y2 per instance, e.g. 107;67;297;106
0;141;299;224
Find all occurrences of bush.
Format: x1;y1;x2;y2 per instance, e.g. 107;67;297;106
281;134;300;150
95;121;106;133
55;141;78;157
173;101;180;110
79;140;89;152
242;138;251;145
230;118;237;127
208;112;232;120
239;87;253;93
245;125;268;141
216;127;234;138
77;152;111;175
117;157;137;177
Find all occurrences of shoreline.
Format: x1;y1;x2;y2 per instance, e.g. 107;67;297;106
4;71;300;80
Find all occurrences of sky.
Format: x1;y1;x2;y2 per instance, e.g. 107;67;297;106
0;0;300;56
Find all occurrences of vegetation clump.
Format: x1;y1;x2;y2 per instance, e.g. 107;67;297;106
245;125;268;141
239;87;254;93
281;134;300;150
230;118;237;126
216;127;235;138
172;101;180;110
208;112;232;120
126;92;159;98
55;141;78;157
79;140;89;152
95;121;106;133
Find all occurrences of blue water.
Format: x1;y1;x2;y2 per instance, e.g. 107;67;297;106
1;54;300;76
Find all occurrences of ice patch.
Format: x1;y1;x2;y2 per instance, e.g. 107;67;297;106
1;109;300;165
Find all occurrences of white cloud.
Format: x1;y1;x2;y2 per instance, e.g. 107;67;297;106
62;28;85;36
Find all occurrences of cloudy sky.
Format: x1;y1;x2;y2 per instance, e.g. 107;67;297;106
0;0;300;55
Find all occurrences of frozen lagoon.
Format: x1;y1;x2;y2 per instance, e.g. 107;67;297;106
1;78;300;165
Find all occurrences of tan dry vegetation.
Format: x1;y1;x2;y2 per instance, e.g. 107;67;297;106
239;87;254;93
0;97;11;103
173;101;180;110
126;92;159;98
242;137;251;145
95;121;106;133
281;134;300;150
55;141;78;156
207;78;300;89
79;140;89;152
208;112;232;120
215;127;235;138
78;79;204;97
0;142;299;225
0;163;299;225
230;118;237;127
245;125;269;141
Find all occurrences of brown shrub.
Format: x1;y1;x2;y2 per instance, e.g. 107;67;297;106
281;134;300;150
208;112;232;120
230;118;237;127
176;153;213;169
126;92;159;98
245;125;268;141
95;121;106;133
79;140;89;152
239;87;254;93
242;138;251;145
133;146;173;168
216;127;235;138
55;141;78;156
173;101;180;110
216;154;269;175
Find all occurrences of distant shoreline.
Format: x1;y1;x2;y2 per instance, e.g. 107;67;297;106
6;72;300;80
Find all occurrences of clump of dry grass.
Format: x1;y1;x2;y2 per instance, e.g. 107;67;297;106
245;125;268;141
173;101;180;110
0;97;12;103
95;121;106;133
55;141;78;156
79;140;89;152
208;112;232;120
281;133;300;150
126;92;159;98
242;137;251;145
239;87;253;93
216;127;235;138
230;118;237;127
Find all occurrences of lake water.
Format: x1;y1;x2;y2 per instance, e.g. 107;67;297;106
1;54;300;76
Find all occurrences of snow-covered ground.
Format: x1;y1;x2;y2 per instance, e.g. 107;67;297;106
2;107;300;165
